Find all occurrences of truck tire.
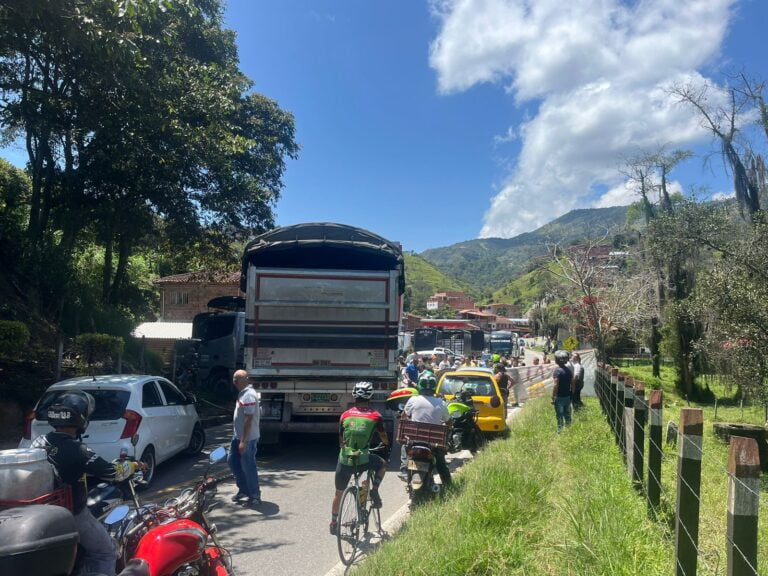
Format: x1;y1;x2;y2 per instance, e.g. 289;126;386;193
208;371;234;400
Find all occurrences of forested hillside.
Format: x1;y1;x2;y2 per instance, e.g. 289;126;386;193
403;252;468;314
420;206;628;293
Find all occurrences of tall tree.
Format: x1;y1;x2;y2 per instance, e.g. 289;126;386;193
0;0;298;325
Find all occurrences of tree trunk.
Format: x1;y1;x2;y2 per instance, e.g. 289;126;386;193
650;316;662;378
108;234;131;306
102;233;114;304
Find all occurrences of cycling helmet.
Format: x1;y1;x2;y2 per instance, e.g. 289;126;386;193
46;390;95;433
352;381;374;401
417;372;437;392
554;350;570;366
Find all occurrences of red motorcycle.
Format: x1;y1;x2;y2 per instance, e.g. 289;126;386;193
106;446;235;576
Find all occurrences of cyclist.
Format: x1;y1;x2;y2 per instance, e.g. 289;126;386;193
38;391;144;576
329;381;390;535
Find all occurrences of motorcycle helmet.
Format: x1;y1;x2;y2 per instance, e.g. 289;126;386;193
46;390;95;433
352;381;374;401
554;350;570;366
417;373;437;393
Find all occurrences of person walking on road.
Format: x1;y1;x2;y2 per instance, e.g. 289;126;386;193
493;364;512;410
551;350;574;433
571;353;585;408
229;369;262;507
405;355;419;385
329;382;390;535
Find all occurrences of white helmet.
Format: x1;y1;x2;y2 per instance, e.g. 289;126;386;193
352;381;374;400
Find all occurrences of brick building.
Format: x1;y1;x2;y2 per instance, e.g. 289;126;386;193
426;291;475;313
155;270;241;322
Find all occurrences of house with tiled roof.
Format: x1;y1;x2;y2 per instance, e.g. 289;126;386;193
155;270;241;322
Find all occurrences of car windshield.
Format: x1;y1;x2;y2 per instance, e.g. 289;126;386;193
36;389;131;421
440;376;495;397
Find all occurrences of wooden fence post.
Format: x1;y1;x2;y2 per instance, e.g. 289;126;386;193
632;381;646;486
648;389;663;513
610;368;619;438
624;377;635;468
617;374;627;460
727;436;760;576
675;408;703;576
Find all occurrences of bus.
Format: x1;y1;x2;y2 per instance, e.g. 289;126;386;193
489;330;521;359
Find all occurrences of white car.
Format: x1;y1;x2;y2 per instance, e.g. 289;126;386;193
19;375;205;485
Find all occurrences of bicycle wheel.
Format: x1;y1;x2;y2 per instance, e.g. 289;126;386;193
336;486;360;565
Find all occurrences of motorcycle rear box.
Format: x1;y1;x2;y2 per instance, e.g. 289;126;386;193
0;505;79;576
397;420;449;448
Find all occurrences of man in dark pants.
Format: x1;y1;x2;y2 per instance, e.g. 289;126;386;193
401;373;452;486
41;391;144;576
552;350;575;432
228;369;262;507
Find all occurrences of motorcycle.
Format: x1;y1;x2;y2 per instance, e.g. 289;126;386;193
403;440;441;505
105;445;234;576
446;389;486;454
0;503;150;576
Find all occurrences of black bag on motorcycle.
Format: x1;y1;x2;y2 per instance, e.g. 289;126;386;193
0;504;79;576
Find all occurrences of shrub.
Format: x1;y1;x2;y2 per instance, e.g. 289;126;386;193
75;333;124;366
0;320;30;358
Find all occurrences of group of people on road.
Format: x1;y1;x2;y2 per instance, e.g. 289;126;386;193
551;350;585;432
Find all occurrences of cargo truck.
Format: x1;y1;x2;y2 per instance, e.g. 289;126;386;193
240;223;404;442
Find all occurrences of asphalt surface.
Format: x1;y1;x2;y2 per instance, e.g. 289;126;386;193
140;348;591;575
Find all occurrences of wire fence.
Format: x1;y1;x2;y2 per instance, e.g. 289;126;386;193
594;363;767;576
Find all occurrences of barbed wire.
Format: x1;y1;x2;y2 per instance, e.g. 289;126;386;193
594;371;765;576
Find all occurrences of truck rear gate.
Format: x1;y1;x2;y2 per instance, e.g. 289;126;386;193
245;268;400;377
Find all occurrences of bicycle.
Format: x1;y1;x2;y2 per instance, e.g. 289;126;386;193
336;444;388;566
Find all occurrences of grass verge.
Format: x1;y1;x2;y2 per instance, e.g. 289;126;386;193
357;398;673;575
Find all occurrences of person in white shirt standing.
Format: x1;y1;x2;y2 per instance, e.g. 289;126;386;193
402;373;452;486
571;353;585;408
229;369;262;507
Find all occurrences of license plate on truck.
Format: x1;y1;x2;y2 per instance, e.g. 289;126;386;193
310;393;330;402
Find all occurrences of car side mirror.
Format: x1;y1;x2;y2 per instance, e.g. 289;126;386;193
185;392;197;405
489;396;501;408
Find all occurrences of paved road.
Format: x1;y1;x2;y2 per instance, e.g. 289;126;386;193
144;426;474;575
143;416;518;575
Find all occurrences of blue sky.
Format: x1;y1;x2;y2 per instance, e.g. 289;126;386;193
226;0;768;252
2;1;766;253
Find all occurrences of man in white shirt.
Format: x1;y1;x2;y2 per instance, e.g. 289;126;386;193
229;370;262;507
401;373;452;485
571;353;585;408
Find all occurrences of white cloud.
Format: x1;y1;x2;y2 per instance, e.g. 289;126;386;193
594;178;684;208
712;190;735;201
429;0;737;238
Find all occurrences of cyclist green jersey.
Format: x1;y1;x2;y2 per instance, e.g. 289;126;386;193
338;406;385;467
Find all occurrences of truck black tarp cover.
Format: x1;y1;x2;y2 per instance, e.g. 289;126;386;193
240;222;405;293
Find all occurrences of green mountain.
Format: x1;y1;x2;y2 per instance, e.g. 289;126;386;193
420;206;629;294
403;252;468;314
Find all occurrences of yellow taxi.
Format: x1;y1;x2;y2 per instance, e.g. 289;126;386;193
436;368;508;435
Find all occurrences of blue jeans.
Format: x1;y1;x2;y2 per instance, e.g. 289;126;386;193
554;396;572;432
74;507;117;576
229;437;261;499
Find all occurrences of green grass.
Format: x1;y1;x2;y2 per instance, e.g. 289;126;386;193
357;399;673;575
611;361;768;574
